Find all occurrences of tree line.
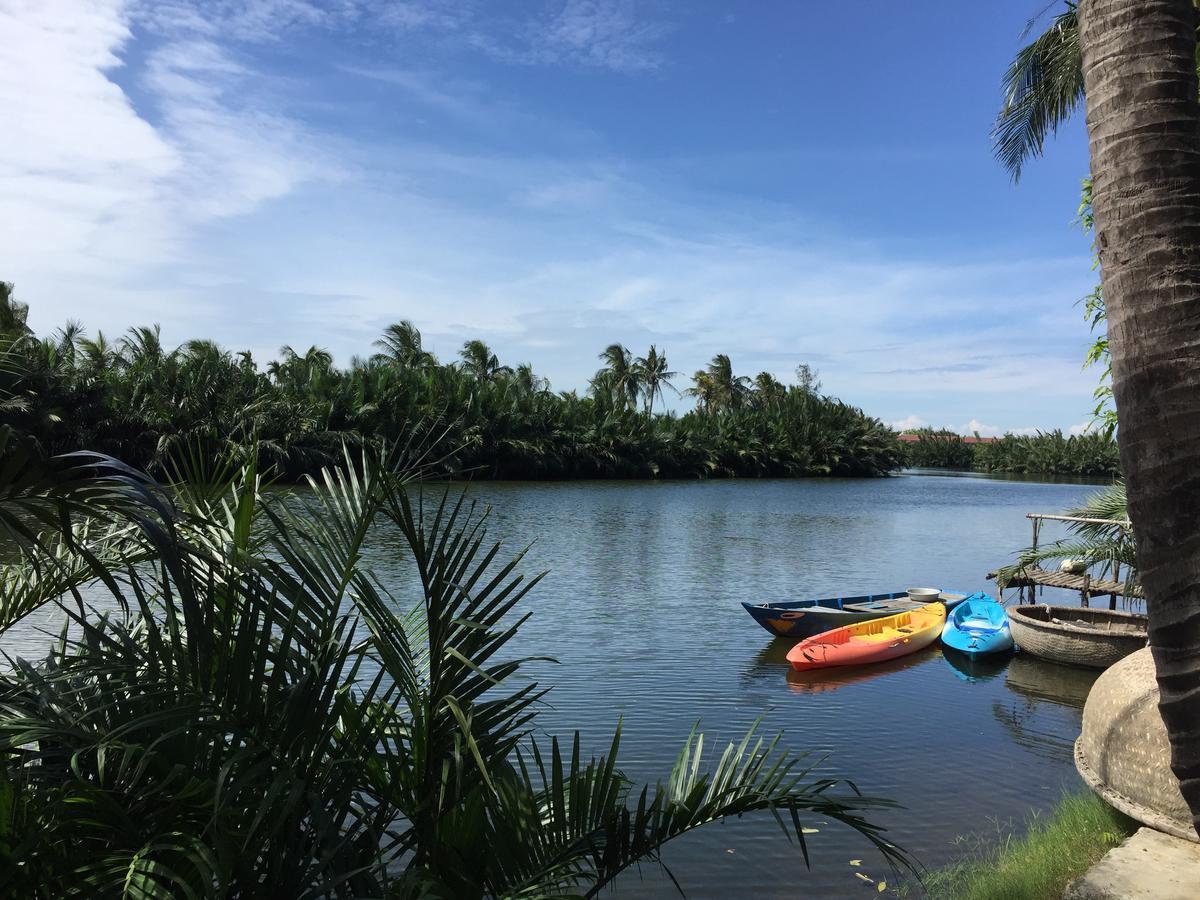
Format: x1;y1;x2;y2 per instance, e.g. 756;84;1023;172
902;428;1120;477
1;286;903;480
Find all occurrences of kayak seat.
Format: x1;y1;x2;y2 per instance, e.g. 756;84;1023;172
961;618;1003;632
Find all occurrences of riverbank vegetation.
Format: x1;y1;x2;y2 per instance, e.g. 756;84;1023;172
902;429;1120;477
914;792;1133;900
1;290;902;480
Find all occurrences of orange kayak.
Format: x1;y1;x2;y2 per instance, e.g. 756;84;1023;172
786;601;946;671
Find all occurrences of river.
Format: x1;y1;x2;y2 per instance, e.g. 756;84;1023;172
1;470;1114;897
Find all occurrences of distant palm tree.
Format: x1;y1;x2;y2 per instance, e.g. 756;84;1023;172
753;371;786;407
593;343;640;411
0;281;30;337
119;325;166;368
692;354;749;412
374;321;436;368
51;321;83;368
685;370;715;413
460;339;511;381
78;332;116;377
633;345;678;416
512;362;550;396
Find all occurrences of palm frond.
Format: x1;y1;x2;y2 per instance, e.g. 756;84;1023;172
992;4;1082;181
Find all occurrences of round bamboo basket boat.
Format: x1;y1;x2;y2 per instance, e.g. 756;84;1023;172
1075;647;1196;842
1006;604;1147;669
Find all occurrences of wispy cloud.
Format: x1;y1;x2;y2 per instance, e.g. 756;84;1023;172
136;0;340;43
137;0;671;74
512;0;669;73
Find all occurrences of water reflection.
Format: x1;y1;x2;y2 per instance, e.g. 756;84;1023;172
942;649;1010;683
747;636;794;671
742;637;945;695
784;646;942;694
1004;653;1099;709
991;654;1100;762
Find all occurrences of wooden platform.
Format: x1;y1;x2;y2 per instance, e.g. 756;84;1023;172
987;566;1143;600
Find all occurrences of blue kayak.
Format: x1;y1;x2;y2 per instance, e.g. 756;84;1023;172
941;594;1014;656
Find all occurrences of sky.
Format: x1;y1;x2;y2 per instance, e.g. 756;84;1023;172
1;0;1097;435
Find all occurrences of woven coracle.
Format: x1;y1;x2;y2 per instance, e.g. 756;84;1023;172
1075;647;1196;842
1006;605;1146;669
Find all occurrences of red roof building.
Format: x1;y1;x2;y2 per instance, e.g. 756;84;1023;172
896;433;996;444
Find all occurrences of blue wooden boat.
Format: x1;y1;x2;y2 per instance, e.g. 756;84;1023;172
742;589;970;639
940;594;1014;656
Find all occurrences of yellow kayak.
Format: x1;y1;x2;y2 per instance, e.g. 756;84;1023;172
787;601;946;671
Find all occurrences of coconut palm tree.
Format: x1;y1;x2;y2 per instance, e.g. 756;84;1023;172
683;369;715;414
993;2;1084;180
633;345;678;416
1078;0;1200;833
994;1;1200;180
511;361;550;396
374;320;436;368
593;343;640;411
459;338;511;382
703;354;751;412
753;372;787;408
0;445;911;894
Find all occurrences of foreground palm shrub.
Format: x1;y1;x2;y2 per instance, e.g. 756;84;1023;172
0;439;906;897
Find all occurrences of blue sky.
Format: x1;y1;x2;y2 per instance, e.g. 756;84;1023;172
2;0;1096;434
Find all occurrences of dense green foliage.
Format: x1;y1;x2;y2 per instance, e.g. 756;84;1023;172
0;434;909;896
972;431;1119;476
1;288;902;480
902;429;1120;477
913;792;1133;900
901;429;976;469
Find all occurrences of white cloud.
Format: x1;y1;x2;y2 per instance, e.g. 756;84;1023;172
0;1;190;291
890;415;927;431
962;419;1000;437
1069;421;1094;436
1;0;337;314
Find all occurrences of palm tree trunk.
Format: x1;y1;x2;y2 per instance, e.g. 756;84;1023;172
1080;0;1200;835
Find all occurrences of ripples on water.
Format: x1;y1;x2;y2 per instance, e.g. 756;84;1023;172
1;472;1109;897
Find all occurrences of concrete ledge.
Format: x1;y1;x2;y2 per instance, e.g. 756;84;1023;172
1064;827;1200;899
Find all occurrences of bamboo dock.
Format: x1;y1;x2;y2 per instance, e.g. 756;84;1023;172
988;512;1141;609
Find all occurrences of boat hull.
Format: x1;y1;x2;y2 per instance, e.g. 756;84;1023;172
743;590;968;639
941;596;1014;657
1006;605;1147;669
787;601;946;671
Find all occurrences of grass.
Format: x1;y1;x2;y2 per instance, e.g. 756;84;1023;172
910;792;1135;900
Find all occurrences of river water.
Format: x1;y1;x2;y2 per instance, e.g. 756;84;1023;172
2;471;1114;897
